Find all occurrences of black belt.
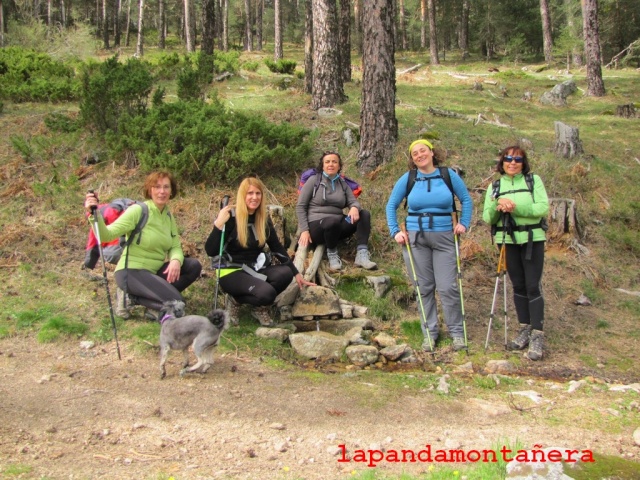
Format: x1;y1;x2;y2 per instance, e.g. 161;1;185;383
407;211;452;230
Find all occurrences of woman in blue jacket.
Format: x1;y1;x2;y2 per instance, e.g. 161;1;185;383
386;139;473;353
482;146;549;360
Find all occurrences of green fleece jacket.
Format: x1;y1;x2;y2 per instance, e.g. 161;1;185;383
482;173;550;244
89;200;184;273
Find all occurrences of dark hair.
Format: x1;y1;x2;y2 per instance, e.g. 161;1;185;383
407;146;446;170
316;151;343;174
496;146;531;175
143;171;178;199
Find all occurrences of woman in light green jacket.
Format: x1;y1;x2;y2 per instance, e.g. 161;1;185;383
483;146;549;360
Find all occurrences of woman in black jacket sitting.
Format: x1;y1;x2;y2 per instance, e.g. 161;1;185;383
205;177;314;326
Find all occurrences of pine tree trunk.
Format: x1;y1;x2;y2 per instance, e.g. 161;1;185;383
459;0;469;60
1;0;6;47
540;0;553;63
428;0;439;64
256;0;263;51
582;0;605;96
398;0;407;51
353;0;363;55
311;0;347;110
102;0;110;48
135;0;144;57
184;0;194;52
114;0;122;47
201;0;215;55
222;0;229;51
420;0;426;49
274;0;283;60
339;0;351;82
304;0;313;94
357;0;397;174
125;0;131;47
244;0;252;51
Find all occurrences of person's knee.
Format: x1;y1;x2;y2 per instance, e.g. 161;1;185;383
183;257;202;276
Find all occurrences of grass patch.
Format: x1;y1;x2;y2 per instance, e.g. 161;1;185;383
36;315;89;343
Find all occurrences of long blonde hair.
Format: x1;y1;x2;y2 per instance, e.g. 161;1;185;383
235;177;268;248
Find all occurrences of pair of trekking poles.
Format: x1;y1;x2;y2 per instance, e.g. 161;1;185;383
401;212;468;353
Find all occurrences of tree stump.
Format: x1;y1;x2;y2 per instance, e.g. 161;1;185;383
267;205;286;246
554;122;584;158
615;104;636;118
547;197;583;244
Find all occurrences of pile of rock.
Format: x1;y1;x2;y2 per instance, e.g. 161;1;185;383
256;286;419;367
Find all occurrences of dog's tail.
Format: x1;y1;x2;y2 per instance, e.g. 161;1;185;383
207;309;229;330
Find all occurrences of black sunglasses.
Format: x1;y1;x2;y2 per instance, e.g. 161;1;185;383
504;155;524;163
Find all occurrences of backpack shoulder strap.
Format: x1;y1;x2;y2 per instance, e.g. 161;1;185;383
312;171;322;198
403;169;418;209
525;173;535;202
439;166;456;211
124;202;149;246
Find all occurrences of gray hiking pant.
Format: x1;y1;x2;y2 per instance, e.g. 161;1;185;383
114;257;202;311
403;230;464;341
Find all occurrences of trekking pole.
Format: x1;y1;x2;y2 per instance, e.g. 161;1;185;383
485;215;508;352
213;195;231;311
88;190;122;360
401;223;434;353
452;212;468;352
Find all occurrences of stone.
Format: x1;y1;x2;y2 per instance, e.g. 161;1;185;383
352;305;368;318
345;345;379;366
505;446;584;479
343;326;370;345
289;331;348;360
484;360;517;375
291;286;341;318
379;344;408;361
467;398;512;416
255;327;291;343
373;332;396;348
633;428;640;447
365;275;391;298
291;318;374;335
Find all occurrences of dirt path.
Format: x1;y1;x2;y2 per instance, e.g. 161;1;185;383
1;336;637;480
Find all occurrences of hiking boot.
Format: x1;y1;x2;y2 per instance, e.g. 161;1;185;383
115;288;131;319
225;295;241;326
354;249;377;270
452;336;467;351
508;324;532;350
527;330;544;361
251;306;275;327
327;250;343;271
422;337;436;353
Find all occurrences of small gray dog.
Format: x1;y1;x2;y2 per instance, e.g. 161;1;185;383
158;300;229;379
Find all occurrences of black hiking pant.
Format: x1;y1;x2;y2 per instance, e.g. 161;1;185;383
505;241;545;331
308;209;372;250
114;257;202;311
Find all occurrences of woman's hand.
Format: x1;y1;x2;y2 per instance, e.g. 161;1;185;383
298;231;312;248
84;192;99;213
295;273;316;289
348;207;360;224
394;231;409;245
497;198;516;213
164;259;181;284
453;223;467;235
214;204;234;230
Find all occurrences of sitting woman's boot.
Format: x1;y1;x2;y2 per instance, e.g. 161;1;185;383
225;295;242;326
251;306;275;327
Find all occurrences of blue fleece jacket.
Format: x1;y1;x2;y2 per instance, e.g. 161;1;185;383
386;168;473;237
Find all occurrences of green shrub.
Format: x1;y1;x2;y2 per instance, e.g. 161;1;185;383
177;52;214;101
44;112;81;133
264;59;297;75
79;55;154;133
152;51;183;80
242;60;260;72
214;50;240;74
107;96;313;182
0;47;80;102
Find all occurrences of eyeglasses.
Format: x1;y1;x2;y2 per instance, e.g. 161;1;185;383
504;155;524;163
152;184;171;191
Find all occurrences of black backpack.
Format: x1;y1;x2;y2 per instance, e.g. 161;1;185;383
491;173;535;202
